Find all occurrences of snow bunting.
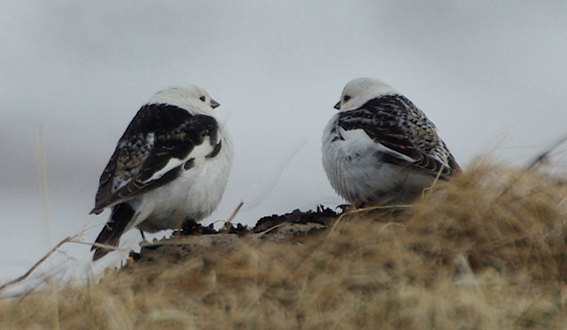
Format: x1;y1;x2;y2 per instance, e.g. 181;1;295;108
322;77;461;206
90;85;233;260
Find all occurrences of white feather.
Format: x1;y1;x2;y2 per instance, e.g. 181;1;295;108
94;84;234;255
143;136;213;183
339;128;415;163
322;77;448;205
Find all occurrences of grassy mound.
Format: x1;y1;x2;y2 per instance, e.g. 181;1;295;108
2;160;567;329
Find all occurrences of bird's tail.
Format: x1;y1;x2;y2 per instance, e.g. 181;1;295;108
91;203;135;261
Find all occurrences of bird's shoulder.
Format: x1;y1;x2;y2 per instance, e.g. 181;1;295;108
336;95;419;153
121;103;196;138
91;104;220;213
336;95;459;176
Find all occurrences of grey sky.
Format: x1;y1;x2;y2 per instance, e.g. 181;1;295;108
1;1;566;283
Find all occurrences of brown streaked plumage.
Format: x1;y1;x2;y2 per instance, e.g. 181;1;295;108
322;77;461;206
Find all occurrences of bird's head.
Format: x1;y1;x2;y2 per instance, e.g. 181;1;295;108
148;84;220;115
334;77;398;111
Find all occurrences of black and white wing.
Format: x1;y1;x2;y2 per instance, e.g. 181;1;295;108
90;104;220;214
338;95;461;178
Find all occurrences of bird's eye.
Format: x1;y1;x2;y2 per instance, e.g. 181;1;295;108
199;96;206;102
343;95;351;102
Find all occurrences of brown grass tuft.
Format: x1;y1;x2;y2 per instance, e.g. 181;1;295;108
406;160;567;281
2;159;567;329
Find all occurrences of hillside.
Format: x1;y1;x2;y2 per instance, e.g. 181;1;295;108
1;160;567;329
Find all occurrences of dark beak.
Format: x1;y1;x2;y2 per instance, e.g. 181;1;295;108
333;101;341;110
210;99;220;109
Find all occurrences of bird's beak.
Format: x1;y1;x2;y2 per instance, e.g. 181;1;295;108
333;101;341;110
210;99;220;109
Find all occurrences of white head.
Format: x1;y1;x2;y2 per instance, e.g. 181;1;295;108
334;77;398;111
147;84;220;116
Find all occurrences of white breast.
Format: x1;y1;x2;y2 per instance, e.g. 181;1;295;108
322;114;429;205
129;131;234;233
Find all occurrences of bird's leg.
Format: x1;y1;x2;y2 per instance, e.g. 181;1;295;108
139;230;147;243
171;208;186;238
181;218;198;235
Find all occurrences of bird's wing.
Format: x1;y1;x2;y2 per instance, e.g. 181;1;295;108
338;96;459;178
90;113;220;213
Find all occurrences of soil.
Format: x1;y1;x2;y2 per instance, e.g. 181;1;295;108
128;206;340;265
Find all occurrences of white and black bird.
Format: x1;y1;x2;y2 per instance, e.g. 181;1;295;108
90;84;233;260
322;77;461;206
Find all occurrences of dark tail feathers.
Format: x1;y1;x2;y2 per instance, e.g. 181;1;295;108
91;203;135;261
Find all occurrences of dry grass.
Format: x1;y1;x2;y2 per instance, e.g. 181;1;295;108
2;159;567;329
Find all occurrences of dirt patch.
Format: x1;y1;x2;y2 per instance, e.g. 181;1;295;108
129;206;340;265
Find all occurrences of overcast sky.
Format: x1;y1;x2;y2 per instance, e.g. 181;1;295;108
1;1;566;286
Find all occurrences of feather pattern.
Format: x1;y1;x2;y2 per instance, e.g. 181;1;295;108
91;105;219;213
336;95;459;178
322;77;460;205
90;85;233;260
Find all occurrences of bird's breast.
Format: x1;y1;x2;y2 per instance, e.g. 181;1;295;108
134;133;233;232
